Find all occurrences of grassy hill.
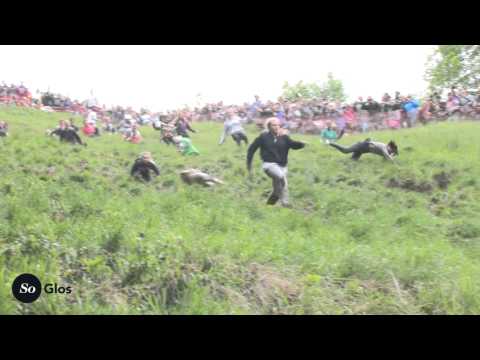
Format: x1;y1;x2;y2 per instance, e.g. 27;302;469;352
1;106;480;314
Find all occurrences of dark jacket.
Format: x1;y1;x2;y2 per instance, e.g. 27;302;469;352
130;159;160;181
247;131;305;169
176;119;195;137
51;128;83;145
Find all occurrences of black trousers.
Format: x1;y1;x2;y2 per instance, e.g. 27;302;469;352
330;141;370;160
231;132;248;146
177;130;189;138
162;136;175;145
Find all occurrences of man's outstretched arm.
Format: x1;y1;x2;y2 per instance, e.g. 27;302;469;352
286;136;306;150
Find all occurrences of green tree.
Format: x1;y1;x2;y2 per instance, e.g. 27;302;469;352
425;45;480;91
322;73;347;102
281;73;347;102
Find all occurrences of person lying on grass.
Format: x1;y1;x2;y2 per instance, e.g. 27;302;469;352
329;138;398;161
180;168;224;187
130;151;160;182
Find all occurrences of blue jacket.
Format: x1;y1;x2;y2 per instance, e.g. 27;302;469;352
404;100;419;113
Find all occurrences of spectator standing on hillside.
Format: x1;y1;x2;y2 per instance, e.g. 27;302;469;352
403;96;420;127
246;117;306;207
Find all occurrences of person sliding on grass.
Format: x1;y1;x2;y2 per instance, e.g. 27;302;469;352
173;135;200;156
130;151;160;182
329;138;398;161
219;109;249;146
180;168;224;187
50;120;85;146
153;121;175;145
246;117;306;207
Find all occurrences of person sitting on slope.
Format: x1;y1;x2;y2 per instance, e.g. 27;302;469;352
124;124;142;143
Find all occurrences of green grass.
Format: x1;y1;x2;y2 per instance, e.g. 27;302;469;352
1;105;480;314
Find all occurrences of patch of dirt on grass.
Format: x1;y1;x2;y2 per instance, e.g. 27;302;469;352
387;178;433;193
347;179;362;187
245;263;301;313
433;171;452;190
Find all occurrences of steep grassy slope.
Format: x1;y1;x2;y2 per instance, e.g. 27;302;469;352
1;106;480;314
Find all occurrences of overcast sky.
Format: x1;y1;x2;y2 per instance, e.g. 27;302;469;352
0;45;436;111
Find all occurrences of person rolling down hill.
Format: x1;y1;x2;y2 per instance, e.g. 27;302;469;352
49;120;85;146
130;152;160;182
247;117;306;207
219;109;249;146
153;120;175;145
329;138;398;161
173;136;200;156
180;168;224;187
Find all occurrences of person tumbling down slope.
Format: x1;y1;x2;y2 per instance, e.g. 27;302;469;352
247;117;307;207
50;120;85;146
329;138;398;161
130;152;160;182
180;169;224;187
173;136;200;156
219;109;249;146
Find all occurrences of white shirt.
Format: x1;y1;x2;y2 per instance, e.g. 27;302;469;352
86;111;97;125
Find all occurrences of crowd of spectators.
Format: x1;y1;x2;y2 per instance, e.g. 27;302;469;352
2;81;480;136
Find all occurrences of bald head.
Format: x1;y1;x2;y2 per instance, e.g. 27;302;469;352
266;117;281;136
